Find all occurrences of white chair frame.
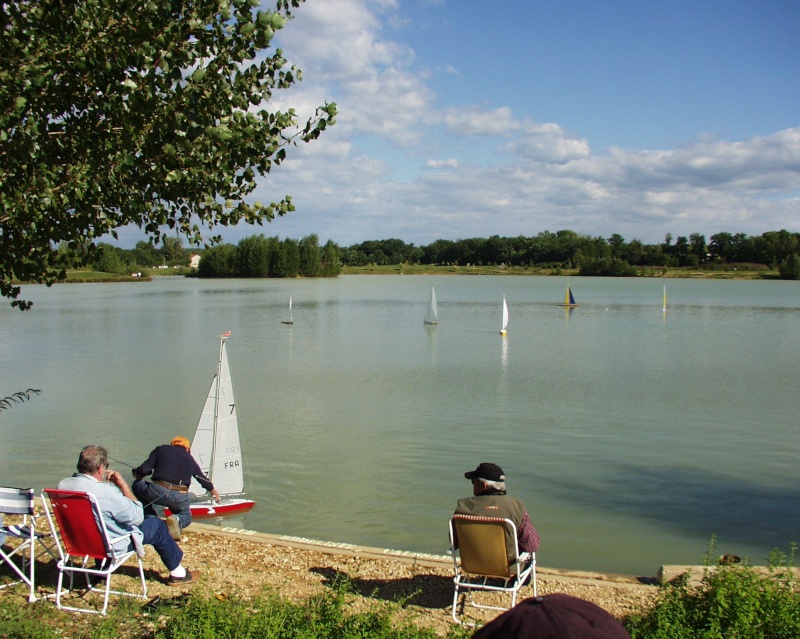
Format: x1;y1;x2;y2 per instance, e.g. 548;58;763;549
448;514;537;625
42;488;148;615
0;486;55;602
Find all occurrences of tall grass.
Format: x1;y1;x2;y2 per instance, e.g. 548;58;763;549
0;586;471;639
626;544;800;638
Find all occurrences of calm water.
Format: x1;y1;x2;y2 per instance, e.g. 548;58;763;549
1;275;799;576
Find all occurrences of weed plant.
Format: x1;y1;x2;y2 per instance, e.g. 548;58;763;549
153;587;470;639
0;585;471;639
626;543;800;639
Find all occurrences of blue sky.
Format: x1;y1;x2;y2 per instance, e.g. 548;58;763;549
121;0;800;248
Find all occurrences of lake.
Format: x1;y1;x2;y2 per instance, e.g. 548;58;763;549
1;274;798;576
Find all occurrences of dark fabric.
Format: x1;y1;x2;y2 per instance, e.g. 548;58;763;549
133;444;214;492
472;594;631;639
465;463;505;482
138;517;183;572
133;479;193;530
455;494;540;559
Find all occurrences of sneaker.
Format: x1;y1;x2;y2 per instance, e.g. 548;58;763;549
165;515;181;541
166;569;201;587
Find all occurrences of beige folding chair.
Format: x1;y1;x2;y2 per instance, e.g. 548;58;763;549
0;486;55;602
448;514;537;625
42;488;148;615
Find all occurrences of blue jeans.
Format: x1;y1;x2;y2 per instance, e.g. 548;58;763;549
138;517;183;571
132;480;193;530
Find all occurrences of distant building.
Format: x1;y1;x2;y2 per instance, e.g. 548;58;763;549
189;254;201;269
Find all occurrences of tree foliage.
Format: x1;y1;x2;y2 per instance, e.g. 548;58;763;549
197;234;339;278
338;229;800;277
0;389;41;411
0;0;336;309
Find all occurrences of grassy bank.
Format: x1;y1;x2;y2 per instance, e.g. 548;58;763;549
3;558;798;639
340;263;778;279
17;263;779;284
0;587;471;639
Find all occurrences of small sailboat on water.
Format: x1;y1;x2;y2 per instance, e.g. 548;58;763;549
281;296;294;325
500;294;509;336
423;287;438;325
182;332;255;519
558;282;578;307
662;284;667;311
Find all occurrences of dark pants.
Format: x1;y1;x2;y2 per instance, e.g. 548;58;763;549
132;480;193;530
138;517;183;571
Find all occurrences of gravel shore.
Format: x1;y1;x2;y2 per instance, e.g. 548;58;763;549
3;522;660;634
142;524;659;633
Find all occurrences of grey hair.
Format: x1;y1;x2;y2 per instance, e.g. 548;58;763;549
481;479;507;493
77;445;108;474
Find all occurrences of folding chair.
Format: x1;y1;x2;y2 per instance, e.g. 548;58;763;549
0;486;55;602
448;514;537;625
42;488;148;615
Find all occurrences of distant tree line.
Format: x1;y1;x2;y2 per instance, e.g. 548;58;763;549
75;228;800;281
52;237;191;275
76;233;342;279
198;233;341;278
339;230;800;280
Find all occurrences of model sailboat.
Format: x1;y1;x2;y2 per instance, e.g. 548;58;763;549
423;287;438;325
500;294;509;336
558;283;578;307
186;332;255;519
662;285;667;311
281;296;294;325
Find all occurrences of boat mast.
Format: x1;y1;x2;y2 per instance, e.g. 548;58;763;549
209;332;229;483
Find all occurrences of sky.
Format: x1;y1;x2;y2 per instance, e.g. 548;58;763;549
119;0;800;248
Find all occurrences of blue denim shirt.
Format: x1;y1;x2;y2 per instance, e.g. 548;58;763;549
57;473;145;557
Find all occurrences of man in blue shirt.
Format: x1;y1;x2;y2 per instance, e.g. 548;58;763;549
132;436;220;541
58;444;200;586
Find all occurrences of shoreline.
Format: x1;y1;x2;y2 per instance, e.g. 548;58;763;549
195;522;654;586
169;523;661;631
3;518;657;631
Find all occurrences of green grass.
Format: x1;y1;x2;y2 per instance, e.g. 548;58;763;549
0;585;472;639
625;544;800;638
339;263;778;279
3;548;800;639
340;264;571;276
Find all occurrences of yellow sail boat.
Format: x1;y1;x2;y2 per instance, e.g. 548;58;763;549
558;283;578;307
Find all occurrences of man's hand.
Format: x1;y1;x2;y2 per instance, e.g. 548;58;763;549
106;469;137;501
211;489;221;504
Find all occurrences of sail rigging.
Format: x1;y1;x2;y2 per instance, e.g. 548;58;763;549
186;332;255;518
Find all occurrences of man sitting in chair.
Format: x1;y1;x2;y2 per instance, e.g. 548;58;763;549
455;462;540;562
58;444;200;586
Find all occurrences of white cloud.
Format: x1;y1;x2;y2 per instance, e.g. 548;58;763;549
110;0;800;249
426;158;459;169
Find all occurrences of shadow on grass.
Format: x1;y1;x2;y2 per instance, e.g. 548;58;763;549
310;566;454;609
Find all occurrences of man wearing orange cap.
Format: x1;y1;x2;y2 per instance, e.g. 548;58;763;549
132;436;220;541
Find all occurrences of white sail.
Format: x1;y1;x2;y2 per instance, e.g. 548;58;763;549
500;294;509;334
423;287;438;324
281;296;294;324
189;335;244;498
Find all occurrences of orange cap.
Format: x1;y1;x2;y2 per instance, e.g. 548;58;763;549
171;436;191;451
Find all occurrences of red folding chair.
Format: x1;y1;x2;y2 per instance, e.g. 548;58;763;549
42;489;148;615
